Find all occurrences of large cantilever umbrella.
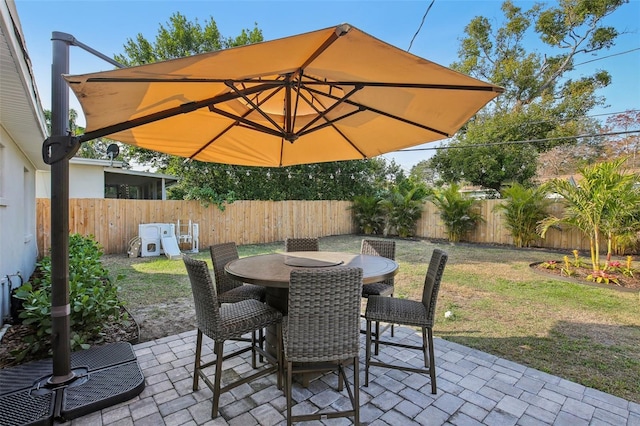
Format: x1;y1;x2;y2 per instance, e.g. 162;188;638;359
36;23;502;418
67;23;503;166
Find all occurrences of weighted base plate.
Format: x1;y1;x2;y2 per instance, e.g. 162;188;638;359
0;342;145;425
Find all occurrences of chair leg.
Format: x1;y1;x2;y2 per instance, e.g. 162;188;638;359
276;323;283;390
427;327;437;394
390;294;395;338
259;327;264;363
353;355;360;425
375;321;380;355
286;360;294;426
365;319;372;386
251;330;258;369
212;341;224;418
422;327;429;368
193;329;203;391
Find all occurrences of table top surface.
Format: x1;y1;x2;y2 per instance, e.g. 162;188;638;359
225;251;398;288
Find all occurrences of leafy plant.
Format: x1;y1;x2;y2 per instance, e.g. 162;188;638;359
429;183;483;242
623;256;635;278
561;256;576;277
608;256;635;278
494;183;550;248
14;234;125;358
571;250;585;268
540;260;558;270
380;179;429;237
587;270;620;285
350;194;385;235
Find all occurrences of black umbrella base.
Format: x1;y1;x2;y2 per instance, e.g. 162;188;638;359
0;342;145;425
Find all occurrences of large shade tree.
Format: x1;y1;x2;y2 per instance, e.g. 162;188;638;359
429;0;628;190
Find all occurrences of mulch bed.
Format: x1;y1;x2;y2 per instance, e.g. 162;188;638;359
0;306;138;369
531;261;640;292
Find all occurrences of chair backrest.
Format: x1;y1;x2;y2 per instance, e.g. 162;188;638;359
360;239;396;286
284;237;319;252
210;243;242;294
183;256;221;338
421;249;448;322
286;267;363;363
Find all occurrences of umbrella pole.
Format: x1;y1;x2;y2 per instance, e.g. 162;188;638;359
48;32;75;385
44;32;125;385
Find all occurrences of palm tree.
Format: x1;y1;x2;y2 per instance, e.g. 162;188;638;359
494;183;550;248
350;195;385;235
429;183;483;242
539;159;640;272
380;185;427;237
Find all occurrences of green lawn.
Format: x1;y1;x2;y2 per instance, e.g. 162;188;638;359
104;234;640;403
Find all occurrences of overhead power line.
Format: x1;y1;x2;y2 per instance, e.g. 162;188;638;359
397;129;640;152
408;0;435;52
575;47;640;66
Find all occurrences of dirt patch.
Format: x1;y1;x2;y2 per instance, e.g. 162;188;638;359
128;297;196;342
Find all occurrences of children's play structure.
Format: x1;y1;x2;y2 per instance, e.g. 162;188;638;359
128;220;199;259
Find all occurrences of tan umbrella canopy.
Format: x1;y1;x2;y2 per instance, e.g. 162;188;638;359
68;23;502;166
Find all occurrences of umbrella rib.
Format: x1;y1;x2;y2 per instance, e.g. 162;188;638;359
304;86;451;137
302;80;504;92
225;81;285;133
78;82;281;142
298;23;351;70
80;76;502;94
209;106;285;138
295;83;364;135
191;83;288;159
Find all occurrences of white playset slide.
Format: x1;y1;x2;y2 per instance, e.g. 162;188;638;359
133;222;198;259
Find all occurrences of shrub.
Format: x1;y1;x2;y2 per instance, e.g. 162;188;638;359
380;180;429;237
494;183;550;248
350;194;385;235
14;234;125;358
429;183;483;242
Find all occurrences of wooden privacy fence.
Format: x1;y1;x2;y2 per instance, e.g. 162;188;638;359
36;198;589;256
416;199;589;251
36;199;356;255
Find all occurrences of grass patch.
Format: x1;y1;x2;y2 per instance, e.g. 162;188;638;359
107;234;640;402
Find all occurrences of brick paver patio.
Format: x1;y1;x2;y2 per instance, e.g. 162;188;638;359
62;323;640;425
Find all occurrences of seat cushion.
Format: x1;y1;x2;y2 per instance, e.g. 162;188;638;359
215;299;281;341
362;282;394;297
365;296;431;328
219;284;266;304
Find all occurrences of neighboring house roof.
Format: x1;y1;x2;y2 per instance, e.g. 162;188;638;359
0;0;47;169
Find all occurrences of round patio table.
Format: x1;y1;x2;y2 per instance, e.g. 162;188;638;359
225;251;398;362
225;251;398;292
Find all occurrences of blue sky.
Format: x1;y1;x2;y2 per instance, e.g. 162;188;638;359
15;0;640;170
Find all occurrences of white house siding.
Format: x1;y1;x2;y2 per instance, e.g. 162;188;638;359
0;125;40;325
0;1;47;326
36;163;105;198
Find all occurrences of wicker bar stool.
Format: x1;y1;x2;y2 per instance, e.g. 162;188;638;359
284;267;363;425
360;239;396;350
365;249;448;394
284;237;319;252
210;242;266;304
183;256;282;419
